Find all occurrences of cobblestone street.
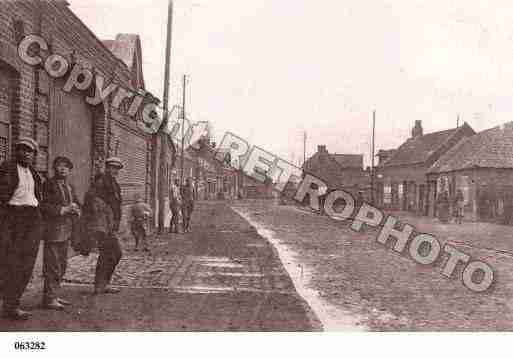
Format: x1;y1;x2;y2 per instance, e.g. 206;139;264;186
232;200;513;331
0;202;319;331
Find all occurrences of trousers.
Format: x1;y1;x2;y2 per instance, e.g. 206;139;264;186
181;202;194;230
169;204;181;232
93;232;122;290
42;240;69;301
131;221;148;249
0;206;42;309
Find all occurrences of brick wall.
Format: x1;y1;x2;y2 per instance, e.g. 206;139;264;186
304;150;368;192
0;1;155;232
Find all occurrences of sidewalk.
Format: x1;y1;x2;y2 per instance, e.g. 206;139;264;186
0;202;320;331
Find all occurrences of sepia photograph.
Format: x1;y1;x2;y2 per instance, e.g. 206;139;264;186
0;0;512;356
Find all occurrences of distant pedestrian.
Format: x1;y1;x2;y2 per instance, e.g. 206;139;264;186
437;191;450;223
454;189;464;224
83;157;123;295
131;195;152;251
169;179;182;233
41;156;81;310
181;178;194;232
0;138;43;320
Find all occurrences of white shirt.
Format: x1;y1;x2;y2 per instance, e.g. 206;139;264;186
8;164;39;207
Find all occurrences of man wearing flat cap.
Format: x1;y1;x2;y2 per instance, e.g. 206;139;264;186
0;137;43;320
83;157;123;294
40;156;81;310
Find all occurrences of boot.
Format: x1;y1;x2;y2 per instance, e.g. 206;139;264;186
57;298;72;306
2;307;31;320
42;298;65;311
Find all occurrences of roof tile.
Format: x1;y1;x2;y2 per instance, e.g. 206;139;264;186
429;122;513;173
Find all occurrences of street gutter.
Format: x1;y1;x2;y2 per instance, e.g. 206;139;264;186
232;206;367;332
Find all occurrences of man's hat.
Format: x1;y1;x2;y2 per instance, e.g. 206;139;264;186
15;137;38;152
105;156;124;169
53;156;74;169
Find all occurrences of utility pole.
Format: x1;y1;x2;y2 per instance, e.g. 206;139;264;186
158;0;174;233
457;113;460;128
303;131;307;167
370;110;376;204
180;74;186;187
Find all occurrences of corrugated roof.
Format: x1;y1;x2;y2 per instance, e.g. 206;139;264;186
331;153;363;169
384;127;460;166
429;122;513;173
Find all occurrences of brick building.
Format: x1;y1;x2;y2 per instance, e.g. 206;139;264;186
376;149;396;166
0;1;157;230
238;171;274;199
185;141;239;200
303;144;368;196
374;120;475;215
427;122;513;223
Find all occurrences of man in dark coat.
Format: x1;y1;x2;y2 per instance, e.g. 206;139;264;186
0;138;43;320
181;178;194;232
41;156;81;310
169;179;182;233
83;157;123;295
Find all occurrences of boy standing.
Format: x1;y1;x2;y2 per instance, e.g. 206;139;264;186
131;195;152;251
41;156;80;310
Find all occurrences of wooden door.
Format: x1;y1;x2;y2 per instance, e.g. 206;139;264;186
50;85;93;201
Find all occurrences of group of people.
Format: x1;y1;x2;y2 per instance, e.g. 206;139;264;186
168;178;195;234
0;137;126;321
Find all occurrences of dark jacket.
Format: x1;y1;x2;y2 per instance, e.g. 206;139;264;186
86;173;121;231
180;185;194;205
0;159;43;218
41;177;80;242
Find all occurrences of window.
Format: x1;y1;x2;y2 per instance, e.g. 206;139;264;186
384;184;392;204
0;107;10;163
398;183;403;203
458;176;470;204
0;123;8;163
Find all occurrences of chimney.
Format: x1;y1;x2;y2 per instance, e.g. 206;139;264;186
411;120;423;138
317;145;327;153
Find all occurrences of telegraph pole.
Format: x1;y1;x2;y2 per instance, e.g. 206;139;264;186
371;110;376;204
303;131;307;166
180;74;186;186
158;0;174;233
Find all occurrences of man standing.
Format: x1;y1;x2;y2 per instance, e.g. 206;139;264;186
169;179;182;233
41;156;81;310
0;138;43;320
83;157;123;295
181;178;194;233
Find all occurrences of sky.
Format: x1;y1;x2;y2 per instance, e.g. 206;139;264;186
69;0;513;167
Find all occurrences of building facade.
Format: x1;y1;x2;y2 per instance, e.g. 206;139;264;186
0;1;157;231
303;144;368;197
182;140;239;201
374;120;475;215
238;171;274;199
427;122;513;223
